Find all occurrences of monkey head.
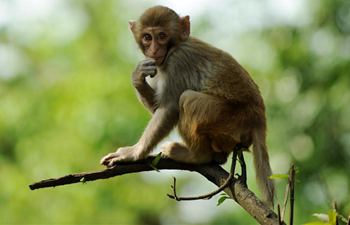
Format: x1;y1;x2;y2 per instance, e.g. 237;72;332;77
129;6;190;66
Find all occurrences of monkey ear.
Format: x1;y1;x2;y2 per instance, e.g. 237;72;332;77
180;16;190;40
128;20;136;32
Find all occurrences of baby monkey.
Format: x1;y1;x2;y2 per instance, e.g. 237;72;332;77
101;6;274;206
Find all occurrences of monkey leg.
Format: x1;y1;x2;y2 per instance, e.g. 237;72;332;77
161;142;213;164
178;90;241;163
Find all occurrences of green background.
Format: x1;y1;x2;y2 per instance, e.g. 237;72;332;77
0;0;349;224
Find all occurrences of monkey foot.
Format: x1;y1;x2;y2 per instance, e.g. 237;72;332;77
100;152;119;167
100;146;140;167
237;149;248;187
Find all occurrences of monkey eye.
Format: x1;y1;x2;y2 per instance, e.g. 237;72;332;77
158;32;167;39
143;34;152;42
158;32;167;40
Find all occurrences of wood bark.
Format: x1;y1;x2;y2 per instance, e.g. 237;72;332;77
29;157;284;225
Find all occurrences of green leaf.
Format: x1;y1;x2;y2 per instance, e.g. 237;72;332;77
269;174;289;180
303;222;329;225
152;152;162;165
150;153;162;172
303;211;338;225
80;177;86;184
328;209;337;225
149;163;160;172
217;196;229;206
313;213;329;222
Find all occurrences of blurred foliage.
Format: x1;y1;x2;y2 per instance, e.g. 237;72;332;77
0;0;349;224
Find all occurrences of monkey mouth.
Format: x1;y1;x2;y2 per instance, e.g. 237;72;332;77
154;57;165;65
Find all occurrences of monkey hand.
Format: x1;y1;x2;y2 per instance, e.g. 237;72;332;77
132;58;157;88
100;145;144;167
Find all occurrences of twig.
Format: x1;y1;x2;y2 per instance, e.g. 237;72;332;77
167;150;238;201
347;216;349;225
29;156;284;225
168;177;179;199
277;204;283;225
289;164;296;225
281;179;290;221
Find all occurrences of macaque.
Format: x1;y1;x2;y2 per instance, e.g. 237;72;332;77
101;6;275;205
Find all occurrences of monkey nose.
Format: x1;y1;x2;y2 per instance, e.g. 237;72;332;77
151;51;159;57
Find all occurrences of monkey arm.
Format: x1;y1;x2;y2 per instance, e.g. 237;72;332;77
132;58;158;113
100;104;178;165
134;83;157;113
136;104;178;158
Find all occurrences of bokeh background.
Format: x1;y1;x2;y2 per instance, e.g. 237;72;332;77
1;0;349;224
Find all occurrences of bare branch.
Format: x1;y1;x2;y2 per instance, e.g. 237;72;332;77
281;178;290;221
29;157;284;225
289;164;296;225
167;149;238;201
277;204;282;225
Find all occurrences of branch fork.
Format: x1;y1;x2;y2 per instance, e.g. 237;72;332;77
167;148;247;201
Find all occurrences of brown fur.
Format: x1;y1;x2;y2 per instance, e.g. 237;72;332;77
101;5;274;206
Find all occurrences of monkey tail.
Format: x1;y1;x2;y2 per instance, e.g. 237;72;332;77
252;128;275;207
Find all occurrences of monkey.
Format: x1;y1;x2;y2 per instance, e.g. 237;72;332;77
100;6;275;206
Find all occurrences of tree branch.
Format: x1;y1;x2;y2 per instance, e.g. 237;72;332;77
29;157;284;225
167;148;239;201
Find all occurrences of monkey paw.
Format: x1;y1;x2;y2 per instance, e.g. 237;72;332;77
100;146;140;167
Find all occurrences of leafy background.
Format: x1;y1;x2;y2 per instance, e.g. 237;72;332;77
0;0;349;224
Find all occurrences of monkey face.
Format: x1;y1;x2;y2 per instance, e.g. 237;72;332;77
129;6;191;66
140;27;170;66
